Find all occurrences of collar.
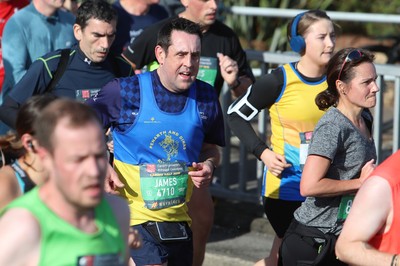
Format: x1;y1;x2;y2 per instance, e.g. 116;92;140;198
76;45;93;65
152;70;190;96
75;45;112;68
29;2;60;23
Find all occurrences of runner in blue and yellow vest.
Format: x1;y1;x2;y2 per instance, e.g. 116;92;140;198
113;72;205;224
87;18;225;266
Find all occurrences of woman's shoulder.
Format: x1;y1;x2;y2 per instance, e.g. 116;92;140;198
0;166;21;209
317;108;341;124
313;108;345;134
0;166;18;185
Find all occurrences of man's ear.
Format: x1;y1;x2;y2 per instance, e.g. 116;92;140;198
73;24;82;41
154;45;166;66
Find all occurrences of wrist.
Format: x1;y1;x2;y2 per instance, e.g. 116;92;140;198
255;144;270;160
205;159;217;174
229;78;241;90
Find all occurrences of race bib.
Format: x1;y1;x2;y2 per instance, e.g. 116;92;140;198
77;254;124;266
337;194;355;222
299;131;313;170
197;57;218;86
75;88;101;102
140;162;189;210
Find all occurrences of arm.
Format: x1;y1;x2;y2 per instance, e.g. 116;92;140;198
0;167;22;209
228;70;290;176
189;143;220;188
0;97;21;129
231;75;253;98
104;164;124;194
222;32;255;97
216;52;253;98
300;155;375;197
2;17;29;89
336;176;394;266
188;86;226;187
301;121;376;197
0;208;41;265
0;58;52;128
87;80;125;193
86;79;122;129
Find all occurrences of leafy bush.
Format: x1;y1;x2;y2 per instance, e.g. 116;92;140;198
222;0;400;51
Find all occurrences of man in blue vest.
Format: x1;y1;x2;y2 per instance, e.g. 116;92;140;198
121;2;254;264
87;17;225;266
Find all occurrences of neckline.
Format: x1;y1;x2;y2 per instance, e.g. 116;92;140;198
332;107;373;143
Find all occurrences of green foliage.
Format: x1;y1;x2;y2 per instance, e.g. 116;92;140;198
326;0;400;36
222;0;400;51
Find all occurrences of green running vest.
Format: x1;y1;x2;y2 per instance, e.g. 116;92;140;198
2;187;126;266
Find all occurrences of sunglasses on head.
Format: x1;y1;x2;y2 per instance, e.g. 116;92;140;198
0;147;4;169
337;49;363;81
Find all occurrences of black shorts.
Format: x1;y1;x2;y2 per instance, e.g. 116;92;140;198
130;223;193;266
279;219;347;266
263;197;302;238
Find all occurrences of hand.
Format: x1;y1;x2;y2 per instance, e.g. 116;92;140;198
104;164;124;194
107;140;114;154
359;159;376;184
188;161;214;188
105;128;114;153
129;228;142;249
260;149;292;177
217;52;239;86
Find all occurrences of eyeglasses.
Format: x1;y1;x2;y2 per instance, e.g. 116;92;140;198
337;49;363;81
